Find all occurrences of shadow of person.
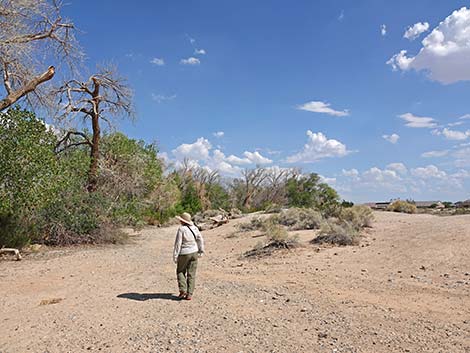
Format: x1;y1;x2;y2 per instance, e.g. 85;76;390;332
117;293;180;301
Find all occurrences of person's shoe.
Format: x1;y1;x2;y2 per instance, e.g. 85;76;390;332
185;294;192;300
178;291;187;299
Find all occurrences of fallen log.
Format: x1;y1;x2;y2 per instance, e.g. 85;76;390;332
0;248;22;261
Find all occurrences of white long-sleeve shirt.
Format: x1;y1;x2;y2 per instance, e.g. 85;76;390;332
173;224;205;262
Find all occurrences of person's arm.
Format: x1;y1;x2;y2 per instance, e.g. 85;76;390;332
196;229;205;255
173;227;183;263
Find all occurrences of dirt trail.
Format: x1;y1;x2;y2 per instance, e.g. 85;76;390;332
1;212;469;353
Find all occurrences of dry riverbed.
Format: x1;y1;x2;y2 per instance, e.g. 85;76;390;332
1;212;469;353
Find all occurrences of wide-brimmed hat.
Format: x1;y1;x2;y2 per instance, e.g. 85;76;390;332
176;212;193;225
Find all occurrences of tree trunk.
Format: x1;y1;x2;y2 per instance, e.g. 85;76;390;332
0;66;55;111
87;112;100;192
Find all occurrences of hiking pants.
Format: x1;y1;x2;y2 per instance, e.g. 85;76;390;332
176;252;198;294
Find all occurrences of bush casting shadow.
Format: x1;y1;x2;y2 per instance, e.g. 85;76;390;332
117;292;180;301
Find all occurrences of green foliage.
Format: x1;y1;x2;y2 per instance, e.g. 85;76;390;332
387;200;417;214
286;173;340;215
341;200;354;208
207;183;230;210
180;182;203;215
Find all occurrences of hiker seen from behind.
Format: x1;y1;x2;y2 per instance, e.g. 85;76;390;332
173;212;205;301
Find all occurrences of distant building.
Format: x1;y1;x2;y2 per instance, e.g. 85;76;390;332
414;201;441;208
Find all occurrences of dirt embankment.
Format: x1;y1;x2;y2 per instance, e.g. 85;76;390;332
1;212;469;353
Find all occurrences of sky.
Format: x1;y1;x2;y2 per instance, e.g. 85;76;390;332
62;0;470;202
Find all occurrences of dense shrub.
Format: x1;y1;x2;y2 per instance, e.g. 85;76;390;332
277;207;323;230
237;217;266;232
286;173;340;216
339;205;374;230
387;200;417;214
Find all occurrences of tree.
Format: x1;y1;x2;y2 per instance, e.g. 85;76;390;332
0;0;81;111
56;66;133;192
286;173;340;214
235;167;268;210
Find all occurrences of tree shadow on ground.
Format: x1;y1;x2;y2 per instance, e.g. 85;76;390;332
117;292;180;301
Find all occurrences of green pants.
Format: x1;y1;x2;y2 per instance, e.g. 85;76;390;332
176;252;198;295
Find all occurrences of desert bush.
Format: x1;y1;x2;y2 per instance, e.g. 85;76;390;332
339;205;374;230
229;208;243;219
264;203;283;214
312;220;359;246
387;200;417;214
237;217;266;232
277;207;323;230
244;223;299;258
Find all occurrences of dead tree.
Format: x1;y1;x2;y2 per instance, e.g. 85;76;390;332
241;167;267;210
56;67;133;192
0;0;81;111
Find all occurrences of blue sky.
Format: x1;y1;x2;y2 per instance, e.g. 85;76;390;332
63;0;470;202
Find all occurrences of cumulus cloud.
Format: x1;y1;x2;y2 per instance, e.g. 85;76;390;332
411;165;447;179
172;137;212;161
459;114;470;120
441;128;470;140
150;57;165;66
382;133;400;144
180;57;200;65
421;150;449;158
297;101;349;117
403;22;430;40
386;162;408;175
226;151;272;165
342;169;359;178
286;130;351;163
399;113;437;128
194;49;206;55
213;131;224;138
381;24;387;36
387;7;470;84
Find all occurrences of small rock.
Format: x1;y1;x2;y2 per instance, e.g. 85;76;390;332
318;332;328;339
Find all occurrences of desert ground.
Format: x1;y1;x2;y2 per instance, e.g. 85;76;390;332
0;211;469;353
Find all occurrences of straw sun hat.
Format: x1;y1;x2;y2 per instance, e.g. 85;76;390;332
176;212;194;225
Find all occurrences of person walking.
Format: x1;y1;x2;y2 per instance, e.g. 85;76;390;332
173;212;205;300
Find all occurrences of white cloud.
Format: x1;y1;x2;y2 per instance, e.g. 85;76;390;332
213;131;224;138
151;93;176;103
319;175;337;185
403;22;430;40
441;127;470;140
399;113;437;128
172;137;212;161
206;150;242;175
362;167;401;183
387;162;408;175
226;151;272;165
194;49;206;55
243;151;272;165
453;147;470;167
382;133;400;144
411;165;447;179
459;114;470;120
448;121;465;127
342;168;359;178
150;57;165;66
388;7;470;84
421;150;449;158
386;50;415;71
297;101;349;117
286;130;351;163
381;24;387;36
180;57;200;65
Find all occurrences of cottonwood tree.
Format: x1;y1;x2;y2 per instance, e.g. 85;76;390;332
231;167;268;210
56;67;133;192
0;0;81;111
